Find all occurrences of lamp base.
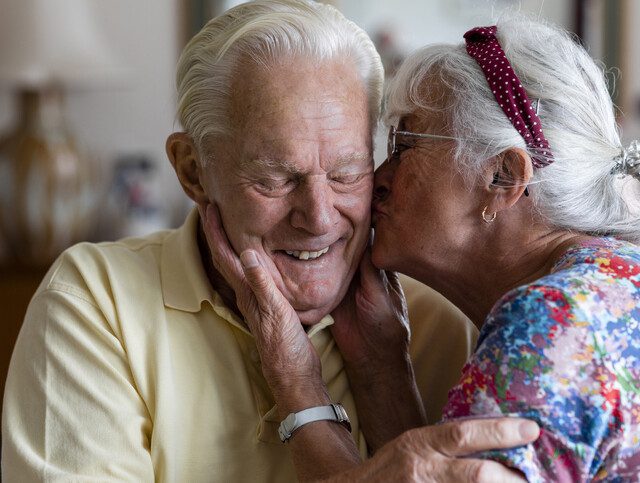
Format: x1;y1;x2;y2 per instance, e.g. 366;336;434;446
0;88;95;268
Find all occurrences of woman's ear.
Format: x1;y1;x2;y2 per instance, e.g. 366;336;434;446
166;132;208;204
484;147;533;212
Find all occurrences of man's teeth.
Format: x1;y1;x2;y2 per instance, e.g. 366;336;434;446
285;247;330;260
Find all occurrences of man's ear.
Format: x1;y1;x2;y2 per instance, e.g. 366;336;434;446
484;147;533;212
166;132;208;205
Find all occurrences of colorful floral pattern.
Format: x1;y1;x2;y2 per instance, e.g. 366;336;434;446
442;238;640;482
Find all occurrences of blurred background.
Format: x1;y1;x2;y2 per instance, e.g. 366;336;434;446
0;0;638;400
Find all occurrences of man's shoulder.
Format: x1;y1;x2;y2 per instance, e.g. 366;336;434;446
69;229;171;260
400;274;477;342
45;230;172;292
400;274;478;423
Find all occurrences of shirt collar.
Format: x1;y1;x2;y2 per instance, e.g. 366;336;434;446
160;207;335;338
161;207;213;313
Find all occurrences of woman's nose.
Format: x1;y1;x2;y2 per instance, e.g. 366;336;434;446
373;183;389;201
373;159;394;201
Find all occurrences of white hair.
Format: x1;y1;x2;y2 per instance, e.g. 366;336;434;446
176;0;383;161
385;16;640;242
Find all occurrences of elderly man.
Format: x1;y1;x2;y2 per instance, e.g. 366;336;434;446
2;1;534;481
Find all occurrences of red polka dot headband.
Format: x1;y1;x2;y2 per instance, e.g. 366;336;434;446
464;26;554;168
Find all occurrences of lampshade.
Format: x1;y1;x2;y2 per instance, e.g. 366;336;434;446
0;0;124;266
0;0;124;88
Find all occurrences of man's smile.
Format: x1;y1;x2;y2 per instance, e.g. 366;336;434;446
271;239;346;277
284;246;330;260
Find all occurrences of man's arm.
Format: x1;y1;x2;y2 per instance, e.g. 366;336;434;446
330;253;428;452
2;279;154;481
443;285;622;481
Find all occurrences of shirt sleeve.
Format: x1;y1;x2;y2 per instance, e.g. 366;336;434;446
441;285;621;482
2;278;155;482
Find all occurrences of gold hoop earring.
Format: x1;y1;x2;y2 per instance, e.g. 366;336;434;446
482;206;497;223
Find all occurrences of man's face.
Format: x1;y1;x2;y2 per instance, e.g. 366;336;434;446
202;58;373;325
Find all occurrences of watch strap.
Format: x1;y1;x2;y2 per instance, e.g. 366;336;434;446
278;403;351;442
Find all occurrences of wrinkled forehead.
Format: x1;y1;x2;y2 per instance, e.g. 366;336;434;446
218;56;372;164
230;56;369;125
238;151;372;175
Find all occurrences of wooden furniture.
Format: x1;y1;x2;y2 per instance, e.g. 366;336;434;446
0;265;48;411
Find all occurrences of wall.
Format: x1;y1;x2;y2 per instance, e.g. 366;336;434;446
340;0;571;49
0;0;189;235
1;0;636;235
625;0;640;141
337;0;573;165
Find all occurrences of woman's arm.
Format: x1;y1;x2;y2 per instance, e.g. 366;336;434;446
442;284;625;481
330;249;427;452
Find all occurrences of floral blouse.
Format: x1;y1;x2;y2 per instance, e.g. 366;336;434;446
442;238;640;482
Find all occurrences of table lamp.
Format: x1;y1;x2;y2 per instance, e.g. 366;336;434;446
0;0;123;267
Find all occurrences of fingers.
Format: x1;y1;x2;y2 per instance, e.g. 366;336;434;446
202;203;246;294
385;270;404;298
358;250;404;304
416;418;539;457
385;270;407;314
353;248;393;315
447;458;527;483
239;249;318;392
357;247;386;294
239;250;287;317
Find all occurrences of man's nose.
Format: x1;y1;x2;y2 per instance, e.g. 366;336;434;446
290;178;338;235
373;158;395;202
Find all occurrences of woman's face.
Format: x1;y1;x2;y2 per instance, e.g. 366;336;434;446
371;114;482;279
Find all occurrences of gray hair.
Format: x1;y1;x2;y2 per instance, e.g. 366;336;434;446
385;16;640;242
176;0;383;161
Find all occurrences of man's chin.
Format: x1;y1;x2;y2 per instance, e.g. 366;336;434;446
279;280;346;326
288;276;352;326
294;304;335;326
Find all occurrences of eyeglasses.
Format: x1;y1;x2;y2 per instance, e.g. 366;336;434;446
387;125;460;159
386;125;531;195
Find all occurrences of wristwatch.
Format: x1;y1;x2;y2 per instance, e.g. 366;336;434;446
278;403;351;443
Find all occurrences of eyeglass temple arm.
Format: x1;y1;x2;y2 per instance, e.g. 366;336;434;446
394;130;461;141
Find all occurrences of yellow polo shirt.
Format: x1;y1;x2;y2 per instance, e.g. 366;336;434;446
2;209;477;482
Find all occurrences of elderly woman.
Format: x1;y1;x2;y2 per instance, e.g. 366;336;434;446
204;16;640;482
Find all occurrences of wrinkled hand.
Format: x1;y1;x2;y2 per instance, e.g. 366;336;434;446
331;245;426;449
331;244;410;371
328;418;538;482
200;203;323;399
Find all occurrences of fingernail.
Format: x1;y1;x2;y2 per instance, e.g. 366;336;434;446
205;204;214;221
518;421;540;440
240;250;259;268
